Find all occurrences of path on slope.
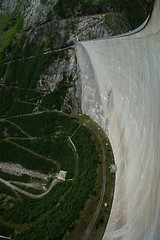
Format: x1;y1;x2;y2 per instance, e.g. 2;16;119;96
3;138;60;171
0;119;32;138
82;124;107;240
0;177;58;199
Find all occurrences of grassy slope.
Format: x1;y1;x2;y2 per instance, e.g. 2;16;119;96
54;0;152;28
0;113;105;240
0;2;23;63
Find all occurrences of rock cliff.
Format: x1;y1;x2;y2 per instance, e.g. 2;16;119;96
0;0;133;114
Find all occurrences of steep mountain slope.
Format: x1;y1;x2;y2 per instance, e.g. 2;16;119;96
0;0;152;114
0;0;152;239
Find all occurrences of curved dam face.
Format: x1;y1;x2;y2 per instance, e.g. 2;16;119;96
76;0;160;239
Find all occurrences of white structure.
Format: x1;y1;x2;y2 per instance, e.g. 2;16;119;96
57;170;67;181
109;164;117;173
76;0;160;239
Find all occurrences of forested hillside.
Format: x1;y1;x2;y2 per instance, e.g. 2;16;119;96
0;0;152;239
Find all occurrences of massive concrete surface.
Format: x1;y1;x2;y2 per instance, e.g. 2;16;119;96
76;0;160;239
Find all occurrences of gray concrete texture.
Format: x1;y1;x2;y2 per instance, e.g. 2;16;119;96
76;0;160;239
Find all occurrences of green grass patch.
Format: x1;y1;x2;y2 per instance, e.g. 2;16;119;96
11;138;75;178
54;0;100;18
11;87;44;103
0;222;14;237
0;182;16;199
105;12;112;25
67;115;115;240
1;113;114;240
0;120;27;140
2;181;70;226
5;99;36;117
100;0;151;29
54;0;151;29
8;111;79;138
0;86;45;117
0;86;14;117
13;125;99;240
5;50;68;88
0;171;35;183
12;183;44;195
0;63;7;78
0;3;23;63
0;140;56;174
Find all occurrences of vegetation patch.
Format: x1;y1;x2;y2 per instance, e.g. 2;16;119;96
0;0;152;64
10;124;99;240
0;171;36;183
63;115;115;240
105;13;112;25
54;0;152;29
0;49;73;117
4;52;63;88
0;1;137;239
0;120;27;139
100;0;152;29
0;112;104;240
0;2;23;63
41;72;74;111
8;112;79;138
0;140;56;174
11;138;75;178
1;181;71;225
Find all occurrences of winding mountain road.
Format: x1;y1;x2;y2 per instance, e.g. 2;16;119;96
0;177;58;199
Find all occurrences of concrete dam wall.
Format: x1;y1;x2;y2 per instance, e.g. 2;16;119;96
76;0;160;239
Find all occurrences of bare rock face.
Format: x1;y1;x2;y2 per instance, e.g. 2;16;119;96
21;0;58;29
37;48;79;114
0;0;19;14
77;13;130;41
26;12;130;50
37;49;77;92
0;1;131;116
0;0;58;28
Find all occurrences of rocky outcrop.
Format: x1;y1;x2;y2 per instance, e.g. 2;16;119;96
0;0;19;14
37;49;77;91
0;162;50;179
21;0;58;29
26;12;130;50
0;0;58;29
27;9;130;115
0;1;131;116
37;48;79;114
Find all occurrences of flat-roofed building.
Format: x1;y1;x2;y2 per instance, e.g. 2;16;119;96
57;170;67;181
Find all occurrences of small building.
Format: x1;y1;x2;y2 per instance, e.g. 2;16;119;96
110;164;117;173
58;170;67;181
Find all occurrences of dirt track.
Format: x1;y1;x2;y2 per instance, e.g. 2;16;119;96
82;125;106;240
0;177;58;199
